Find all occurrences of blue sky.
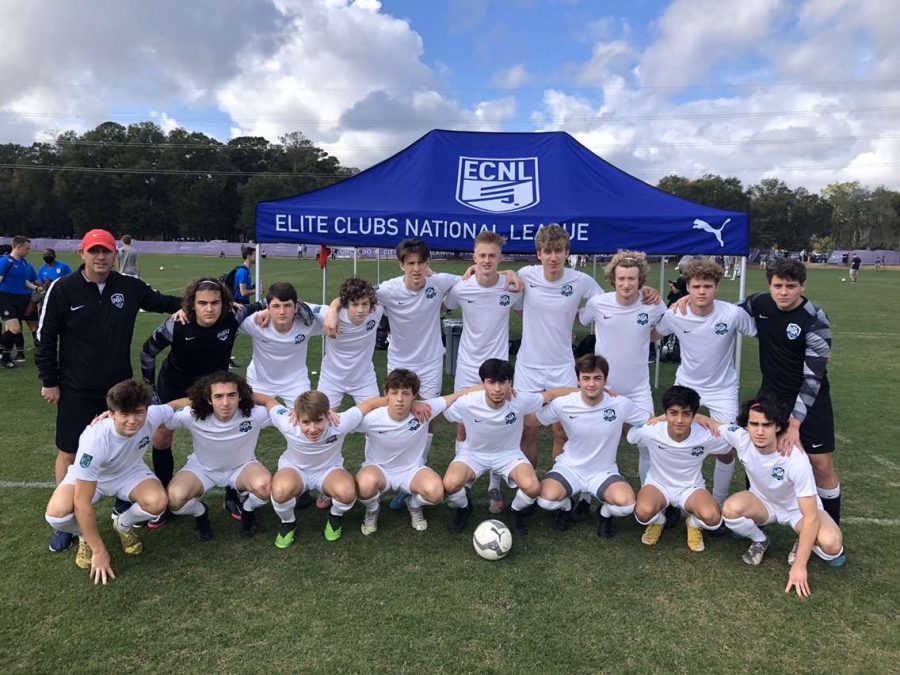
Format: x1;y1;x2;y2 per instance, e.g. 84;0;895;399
1;0;897;190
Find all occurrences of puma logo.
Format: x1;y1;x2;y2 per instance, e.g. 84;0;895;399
692;218;730;247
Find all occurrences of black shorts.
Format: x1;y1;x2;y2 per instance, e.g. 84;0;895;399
759;389;835;455
56;390;109;454
156;374;189;404
0;292;30;323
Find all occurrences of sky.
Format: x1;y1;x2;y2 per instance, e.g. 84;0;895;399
1;0;898;191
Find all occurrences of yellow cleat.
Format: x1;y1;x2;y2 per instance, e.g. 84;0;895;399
113;514;144;555
641;522;664;546
686;523;705;552
75;538;92;569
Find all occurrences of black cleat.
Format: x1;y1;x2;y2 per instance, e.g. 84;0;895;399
708;522;728;538
569;498;591;524
508;505;528;536
195;503;213;541
597;508;616;539
1;359;17;369
448;493;473;533
295;491;315;510
112;497;133;516
664;505;681;530
240;509;258;538
223;486;243;521
14;350;26;363
146;507;173;530
550;508;571;532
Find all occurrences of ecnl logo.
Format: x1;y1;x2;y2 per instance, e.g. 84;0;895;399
456;156;540;214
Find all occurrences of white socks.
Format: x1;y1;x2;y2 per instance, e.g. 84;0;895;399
600;503;634;518
723;516;767;542
636;510;665;526
173;498;206;518
712;459;736;504
330;498;355;517
510;489;536;512
271;496;297;523
447;488;469;509
118;503;155;529
242;492;267;512
687;514;723;531
408;493;437;509
46;513;81;536
360;494;380;512
537;496;571;512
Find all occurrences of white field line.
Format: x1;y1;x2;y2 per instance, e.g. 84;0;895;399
831;331;900;338
843;517;900;526
834;432;851;444
870;455;900;473
0;481;54;489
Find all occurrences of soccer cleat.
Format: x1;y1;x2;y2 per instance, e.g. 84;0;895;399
195;504;213;541
787;540;799;565
1;359;17;369
146;508;173;530
324;514;343;541
275;522;296;549
663;505;681;529
228;357;239;369
74;538;92;569
597;509;616;539
223;486;243;521
641;522;664;546
112;514;143;555
14;350;26;363
316;494;333;510
508;505;528;536
686;522;705;552
487;488;504;515
389;491;409;511
708;522;728;538
360;509;379;536
49;529;74;552
295;491;314;510
448;493;473;533
240;509;258;538
550;508;571;532
741;537;770;566
407;501;428;531
569;499;591;524
826;551;847;568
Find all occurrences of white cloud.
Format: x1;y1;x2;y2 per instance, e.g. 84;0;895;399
489;64;530;90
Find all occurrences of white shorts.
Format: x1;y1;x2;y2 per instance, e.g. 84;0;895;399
389;359;443;399
362;462;427;495
849;268;859;279
62;462;158;503
276;455;345;494
452;448;531;484
618;386;654;416
513;362;576;392
453;360;483;391
546;460;626;499
249;378;312;412
317;371;380;409
643;477;706;510
754;490;825;531
181;455;263;494
680;383;738;423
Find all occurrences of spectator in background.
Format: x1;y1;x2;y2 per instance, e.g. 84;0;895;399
0;235;41;366
115;235;141;278
849;253;862;283
233;246;255;305
37;249;73;288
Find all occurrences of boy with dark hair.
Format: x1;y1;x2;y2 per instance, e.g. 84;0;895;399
0;235;40;366
44;380;183;584
233;246;256;304
627;385;731;552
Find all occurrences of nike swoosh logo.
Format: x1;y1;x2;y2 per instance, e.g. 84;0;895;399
811;443;824;448
602;315;611;319
473;419;484;423
568;415;577;419
683;330;692;334
70;305;85;311
465;299;475;303
758;314;768;319
185;337;196;341
529;284;537;288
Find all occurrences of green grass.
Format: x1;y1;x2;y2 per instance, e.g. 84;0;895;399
1;253;898;673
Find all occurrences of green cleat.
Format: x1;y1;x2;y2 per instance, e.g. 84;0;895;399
275;522;297;549
324;514;343;542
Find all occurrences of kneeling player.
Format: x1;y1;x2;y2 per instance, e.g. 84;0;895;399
709;397;844;598
534;354;649;538
164;372;272;540
354;369;478;535
627;386;730;552
442;358;572;535
44;380;179;584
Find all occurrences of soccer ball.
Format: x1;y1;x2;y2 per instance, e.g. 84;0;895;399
159;266;165;271
840;278;846;282
472;519;512;560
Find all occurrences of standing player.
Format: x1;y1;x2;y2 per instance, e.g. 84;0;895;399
654;259;756;505
0;235;40;367
444;231;523;513
233;246;256;305
114;235;141;278
627;386;731;552
37;248;73;287
164;371;272;540
534;354;649;537
711;397;844;597
35;228;181;553
43;380;179;584
849;253;861;283
739;259;841;524
442;358;572;535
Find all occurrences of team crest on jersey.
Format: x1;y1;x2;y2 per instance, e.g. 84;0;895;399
294;333;306;345
504;412;517;425
636;312;649;325
407;419;421;431
786;323;802;340
239;421;252;433
499;294;510;307
771;467;785;481
560;283;573;297
79;453;93;468
728;424;740;432
325;435;338;444
217;329;230;342
110;293;125;309
690;446;704;457
425;287;437;299
313;305;322;314
366;319;376;331
276;407;288;415
602;408;616;422
456;156;540;214
714;322;729;335
138;436;150;449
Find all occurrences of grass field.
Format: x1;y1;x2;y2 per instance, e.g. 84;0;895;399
1;252;898;673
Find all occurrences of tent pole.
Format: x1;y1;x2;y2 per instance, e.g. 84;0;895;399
353;247;357;276
376;248;381;284
592;254;597;280
735;256;748;385
254;242;260;302
654;256;665;389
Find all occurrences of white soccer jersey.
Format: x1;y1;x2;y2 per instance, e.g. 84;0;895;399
270;405;364;472
720;425;818;513
443;390;543;454
655;300;756;392
579;292;666;397
320;304;384;388
239;306;326;401
375;273;458;370
627;423;731;488
444;276;523;375
537;392;647;473
517;266;602;369
166;405;271;471
73;405;175;483
357;397;448;471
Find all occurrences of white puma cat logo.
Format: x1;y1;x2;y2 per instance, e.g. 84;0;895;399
692;218;730;247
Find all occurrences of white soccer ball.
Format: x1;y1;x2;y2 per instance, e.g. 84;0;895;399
159;266;165;271
840;277;846;282
472;519;512;560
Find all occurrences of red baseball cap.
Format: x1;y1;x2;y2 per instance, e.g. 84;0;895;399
80;229;117;252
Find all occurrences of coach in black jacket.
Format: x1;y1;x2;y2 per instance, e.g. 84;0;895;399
35;229;181;549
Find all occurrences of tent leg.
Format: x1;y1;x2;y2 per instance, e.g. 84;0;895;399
735;256;748;385
353;248;357;276
654;256;665;389
592;254;597;280
376;248;381;284
254;242;261;302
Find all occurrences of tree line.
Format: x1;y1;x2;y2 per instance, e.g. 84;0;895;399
1;120;898;251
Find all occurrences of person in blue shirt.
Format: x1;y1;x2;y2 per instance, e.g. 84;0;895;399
233;246;255;305
0;235;40;367
37;248;73;287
